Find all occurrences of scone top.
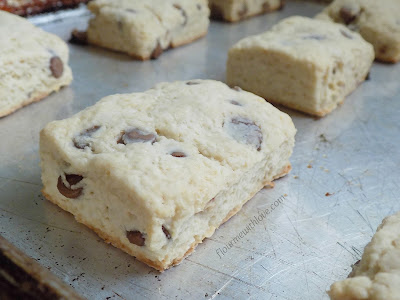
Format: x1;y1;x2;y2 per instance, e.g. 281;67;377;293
0;11;69;63
88;0;192;28
40;80;295;220
230;16;373;68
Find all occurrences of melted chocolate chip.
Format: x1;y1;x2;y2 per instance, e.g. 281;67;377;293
50;56;63;78
226;117;263;151
186;81;200;85
365;72;370;81
162;226;171;239
171;151;186;158
57;174;83;199
230;100;242;106
73;126;101;150
339;5;360;25
118;129;156;145
197;4;202;10
340;29;353;39
173;4;188;26
238;3;248;17
126;8;136;13
151;41;163;59
69;30;88;45
126;231;145;246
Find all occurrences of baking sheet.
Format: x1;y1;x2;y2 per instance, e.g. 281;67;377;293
1;1;400;299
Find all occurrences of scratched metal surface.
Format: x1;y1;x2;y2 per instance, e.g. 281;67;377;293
1;1;400;299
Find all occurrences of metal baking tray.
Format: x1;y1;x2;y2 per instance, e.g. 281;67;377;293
1;1;399;299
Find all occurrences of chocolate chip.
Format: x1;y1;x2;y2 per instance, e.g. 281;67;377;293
126;231;145;246
340;29;353;39
57;174;83;199
151;41;163;59
238;3;248;18
197;4;201;10
73;126;101;150
226;117;263;151
339;5;360;25
173;4;188;26
365;72;370;80
230;100;242;106
118;128;156;145
50;56;63;78
210;4;224;20
171;151;186;158
303;34;326;41
126;8;136;13
232;86;242;91
262;2;271;12
379;45;388;55
162;226;171;239
186;81;200;85
69;29;88;45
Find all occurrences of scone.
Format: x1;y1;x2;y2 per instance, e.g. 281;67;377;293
0;11;72;118
226;16;374;117
316;0;400;63
85;0;210;60
0;0;89;16
329;212;400;300
40;80;296;271
209;0;284;23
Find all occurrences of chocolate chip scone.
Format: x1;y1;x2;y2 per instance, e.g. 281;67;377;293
316;0;400;63
209;0;284;23
40;80;296;271
329;212;400;300
226;16;374;117
84;0;209;60
0;11;72;118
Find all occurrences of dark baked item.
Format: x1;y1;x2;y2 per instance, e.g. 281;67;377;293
0;0;90;16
